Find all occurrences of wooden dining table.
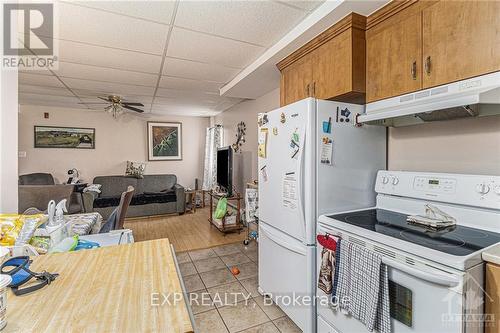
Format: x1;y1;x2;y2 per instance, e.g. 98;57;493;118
4;238;193;333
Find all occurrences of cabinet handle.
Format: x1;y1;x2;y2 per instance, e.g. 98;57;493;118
425;56;432;75
305;83;310;97
312;82;316;97
411;61;417;80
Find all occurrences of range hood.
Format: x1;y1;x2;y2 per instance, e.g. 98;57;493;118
358;71;500;127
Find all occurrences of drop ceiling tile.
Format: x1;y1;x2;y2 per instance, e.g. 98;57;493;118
162;57;239;83
151;102;216;117
72;89;154;102
158;76;222;93
57;40;162;74
19;68;52;76
154;96;217;107
167;27;264;69
54;62;158;87
155;87;219;100
19;93;81;104
70;1;175;24
152;110;216;117
19;99;89;109
175;1;307;47
58;2;168;54
19;84;73;97
280;0;325;11
19;73;65;88
78;95;153;106
61;77;156;96
153;99;214;110
214;99;243;112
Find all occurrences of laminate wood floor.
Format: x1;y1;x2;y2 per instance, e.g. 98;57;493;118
124;208;247;252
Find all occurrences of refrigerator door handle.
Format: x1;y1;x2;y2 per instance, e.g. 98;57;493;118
297;128;306;238
261;224;306;256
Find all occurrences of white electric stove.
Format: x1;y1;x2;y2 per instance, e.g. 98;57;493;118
317;170;500;333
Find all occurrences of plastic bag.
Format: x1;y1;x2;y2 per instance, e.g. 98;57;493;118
16;215;46;246
0;215;24;246
214;198;228;220
0;214;46;246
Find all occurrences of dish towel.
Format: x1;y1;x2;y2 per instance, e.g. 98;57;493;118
318;247;335;294
332;238;342;297
317;234;338;294
336;239;391;333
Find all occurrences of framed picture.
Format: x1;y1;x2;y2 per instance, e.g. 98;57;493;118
34;126;95;149
148;122;182;161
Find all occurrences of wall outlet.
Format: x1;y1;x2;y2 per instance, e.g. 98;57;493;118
18;151;27;158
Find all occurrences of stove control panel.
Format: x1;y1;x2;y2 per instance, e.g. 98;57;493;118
413;176;457;194
376;170;500;210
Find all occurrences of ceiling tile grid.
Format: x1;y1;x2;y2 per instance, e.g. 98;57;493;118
174;0;308;47
18;0;324;116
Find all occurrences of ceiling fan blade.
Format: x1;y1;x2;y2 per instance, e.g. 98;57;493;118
122;105;144;113
78;102;109;104
121;102;144;106
98;96;110;102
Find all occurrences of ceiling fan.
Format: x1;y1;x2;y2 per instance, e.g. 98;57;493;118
80;95;145;118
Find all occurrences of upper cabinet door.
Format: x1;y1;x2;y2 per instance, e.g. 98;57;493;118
280;53;313;106
422;1;500;88
366;10;422;103
313;28;366;104
314;30;352;100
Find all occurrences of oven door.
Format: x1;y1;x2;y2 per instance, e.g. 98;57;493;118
316;226;465;333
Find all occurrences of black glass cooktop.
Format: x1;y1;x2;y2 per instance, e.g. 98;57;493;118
328;209;500;256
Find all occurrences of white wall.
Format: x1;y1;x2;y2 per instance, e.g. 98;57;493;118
388;116;500;175
18;105;209;188
0;70;19;213
214;88;280;185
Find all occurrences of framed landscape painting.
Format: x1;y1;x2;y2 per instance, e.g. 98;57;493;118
34;126;95;149
148;122;182;161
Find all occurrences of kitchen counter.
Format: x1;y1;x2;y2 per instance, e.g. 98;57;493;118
483;243;500;265
4;238;193;333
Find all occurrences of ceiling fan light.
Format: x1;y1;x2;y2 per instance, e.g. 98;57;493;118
96;95;144;119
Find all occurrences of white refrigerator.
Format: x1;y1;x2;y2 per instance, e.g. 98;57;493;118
257;98;386;332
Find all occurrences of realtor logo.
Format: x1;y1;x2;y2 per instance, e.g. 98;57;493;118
3;3;53;55
2;2;57;69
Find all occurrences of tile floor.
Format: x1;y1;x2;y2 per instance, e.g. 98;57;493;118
177;241;302;333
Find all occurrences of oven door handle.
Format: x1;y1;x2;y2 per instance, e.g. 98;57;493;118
382;257;460;287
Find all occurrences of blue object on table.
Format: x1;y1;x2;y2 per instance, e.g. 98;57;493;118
1;256;58;295
74;239;100;251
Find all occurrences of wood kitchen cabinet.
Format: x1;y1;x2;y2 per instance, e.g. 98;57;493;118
366;0;500;103
280;52;313;107
278;13;367;107
313;28;366;104
486;263;500;333
366;4;423;103
422;0;500;89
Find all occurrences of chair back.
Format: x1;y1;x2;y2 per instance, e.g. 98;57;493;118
115;186;134;230
19;173;55;185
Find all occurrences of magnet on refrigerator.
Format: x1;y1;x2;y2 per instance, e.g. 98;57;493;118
320;137;333;165
322;117;332;134
258;128;268;158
